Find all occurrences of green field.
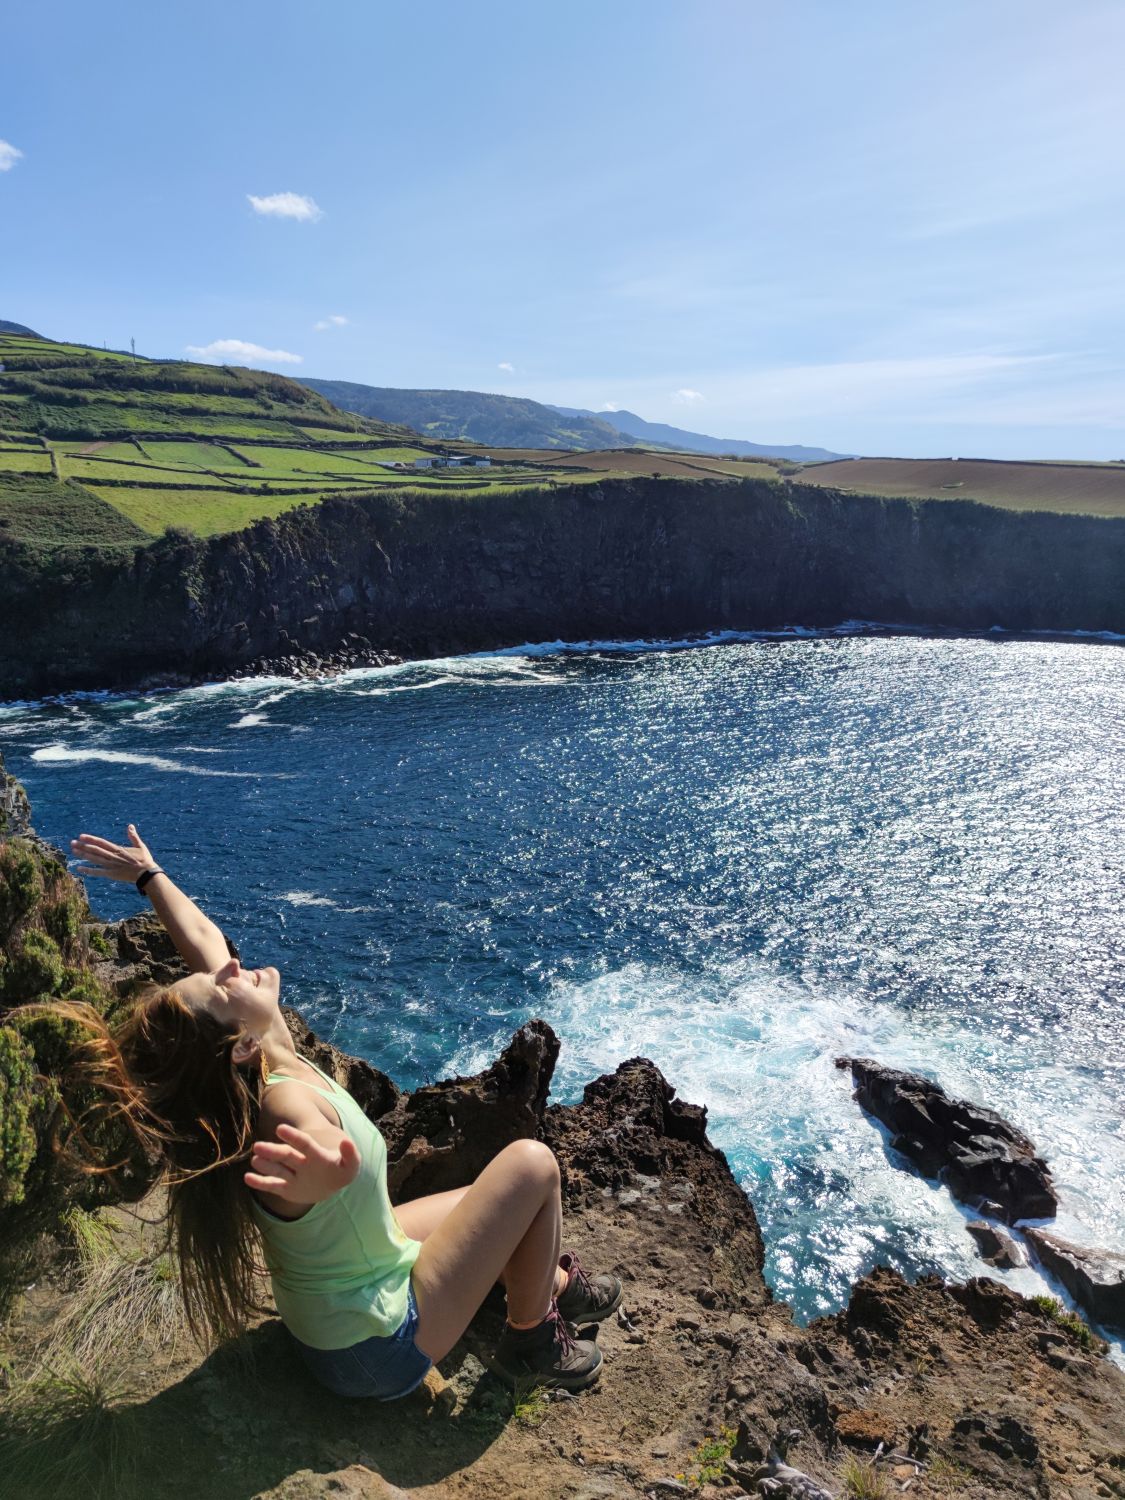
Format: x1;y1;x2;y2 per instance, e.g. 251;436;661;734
0;474;148;547
91;485;329;537
0;450;51;473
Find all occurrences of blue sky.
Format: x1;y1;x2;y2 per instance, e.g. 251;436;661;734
2;0;1123;459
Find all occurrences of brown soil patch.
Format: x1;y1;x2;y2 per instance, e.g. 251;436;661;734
799;457;1125;517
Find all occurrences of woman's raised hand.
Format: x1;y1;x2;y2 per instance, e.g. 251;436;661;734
71;824;158;883
244;1124;361;1205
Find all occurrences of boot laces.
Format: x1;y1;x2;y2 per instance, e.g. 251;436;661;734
548;1301;578;1355
564;1251;595;1298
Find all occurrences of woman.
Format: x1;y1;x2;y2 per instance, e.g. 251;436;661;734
59;823;622;1401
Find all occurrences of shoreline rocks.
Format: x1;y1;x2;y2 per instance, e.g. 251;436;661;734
966;1221;1026;1269
835;1056;1057;1224
1025;1228;1125;1331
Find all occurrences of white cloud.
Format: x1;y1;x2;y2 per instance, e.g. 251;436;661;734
247;191;322;222
497;361;515;373
314;314;349;331
600;402;620;412
672;388;704;405
0;140;23;172
185;339;302;366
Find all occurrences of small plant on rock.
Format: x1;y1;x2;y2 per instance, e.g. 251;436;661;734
678;1424;738;1488
1029;1293;1096;1350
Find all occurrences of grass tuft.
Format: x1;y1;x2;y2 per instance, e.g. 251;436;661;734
61;1206;118;1269
45;1247;189;1364
0;1360;138;1500
511;1377;551;1428
840;1451;890;1499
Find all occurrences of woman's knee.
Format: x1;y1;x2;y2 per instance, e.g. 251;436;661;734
499;1138;560;1191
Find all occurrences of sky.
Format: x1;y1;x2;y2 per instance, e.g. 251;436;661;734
2;0;1124;460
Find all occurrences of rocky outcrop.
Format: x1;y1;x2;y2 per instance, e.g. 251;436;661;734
0;756;30;837
376;1020;559;1199
1026;1228;1125;1331
544;1056;767;1311
835;1056;1057;1223
5;476;1125;697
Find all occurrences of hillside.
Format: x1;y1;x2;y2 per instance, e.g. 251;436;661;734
301;379;629;449
551;404;842;461
0;332;802;547
0;333;559;544
0;319;41;337
301;377;843;459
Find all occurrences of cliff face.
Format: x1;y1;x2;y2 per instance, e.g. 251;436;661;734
3;477;1125;697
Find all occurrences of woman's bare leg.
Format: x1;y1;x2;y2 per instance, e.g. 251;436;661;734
410;1139;563;1363
397;1182;567;1296
394;1187;468;1243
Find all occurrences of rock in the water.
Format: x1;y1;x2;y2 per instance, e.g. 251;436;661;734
966;1220;1026;1269
835;1057;1056;1224
1025;1228;1125;1331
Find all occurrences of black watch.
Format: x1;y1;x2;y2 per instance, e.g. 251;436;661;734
135;867;164;893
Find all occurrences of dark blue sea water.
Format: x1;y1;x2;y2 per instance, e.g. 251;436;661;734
3;633;1123;1345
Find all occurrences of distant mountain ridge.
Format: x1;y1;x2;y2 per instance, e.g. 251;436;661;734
0;320;41;337
301;380;627;450
550;405;841;462
302;378;841;459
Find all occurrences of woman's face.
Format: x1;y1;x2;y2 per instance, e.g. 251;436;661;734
174;958;282;1039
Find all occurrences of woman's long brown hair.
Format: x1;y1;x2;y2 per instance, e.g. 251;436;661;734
17;986;268;1347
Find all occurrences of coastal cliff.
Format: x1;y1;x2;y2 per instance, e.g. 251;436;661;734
3;477;1125;698
1;753;1124;1499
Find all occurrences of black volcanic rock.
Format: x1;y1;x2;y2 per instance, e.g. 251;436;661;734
966;1220;1026;1268
835;1057;1056;1224
1025;1228;1125;1330
376;1019;561;1200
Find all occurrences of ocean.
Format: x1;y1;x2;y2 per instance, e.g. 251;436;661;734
3;631;1123;1347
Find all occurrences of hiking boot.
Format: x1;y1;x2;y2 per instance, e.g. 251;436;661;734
491;1302;603;1391
555;1251;623;1326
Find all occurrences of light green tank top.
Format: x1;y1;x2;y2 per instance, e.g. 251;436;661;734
248;1057;422;1350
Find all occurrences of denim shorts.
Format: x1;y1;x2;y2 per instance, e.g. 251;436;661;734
291;1283;433;1400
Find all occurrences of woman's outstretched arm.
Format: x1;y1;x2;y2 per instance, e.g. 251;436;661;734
71;823;231;974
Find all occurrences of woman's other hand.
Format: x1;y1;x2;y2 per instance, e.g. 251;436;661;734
71;824;159;883
244;1125;361;1205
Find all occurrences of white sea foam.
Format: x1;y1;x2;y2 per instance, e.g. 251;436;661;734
231;713;270;728
279;890;337;907
448;955;1124;1354
31;744;261;777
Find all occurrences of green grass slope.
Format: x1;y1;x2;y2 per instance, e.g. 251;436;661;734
0;333;555;544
